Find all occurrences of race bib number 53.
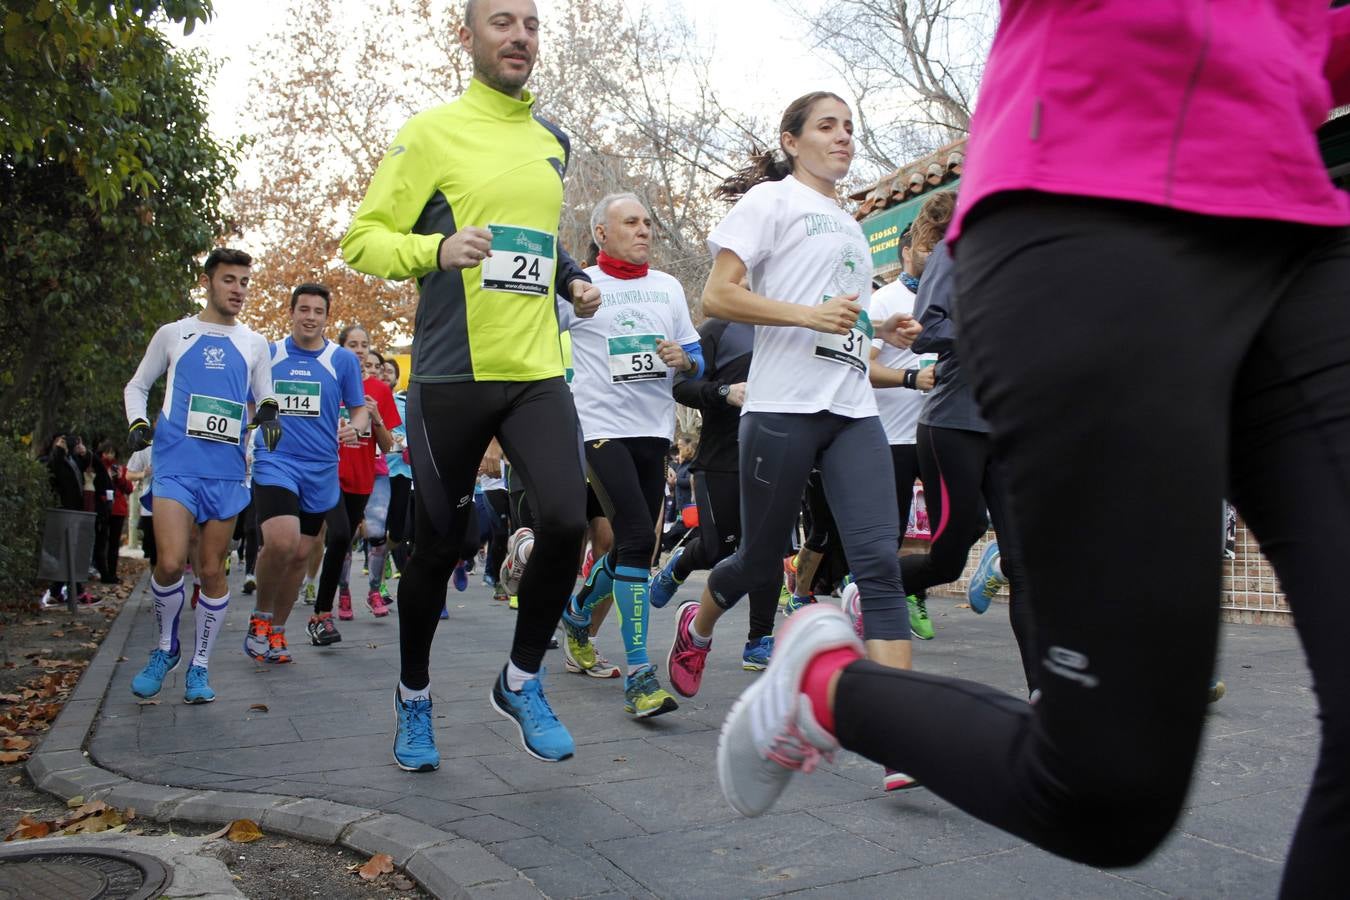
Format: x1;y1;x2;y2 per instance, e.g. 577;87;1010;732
608;334;665;383
814;308;873;374
482;224;556;296
187;394;244;444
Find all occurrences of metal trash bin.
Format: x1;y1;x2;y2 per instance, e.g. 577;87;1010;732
38;508;96;612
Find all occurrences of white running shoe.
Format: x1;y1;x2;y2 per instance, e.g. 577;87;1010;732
500;527;534;597
717;604;861;817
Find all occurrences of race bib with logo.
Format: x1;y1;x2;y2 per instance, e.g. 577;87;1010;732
275;380;321;417
481;224;556;297
607;334;664;383
814;308;873;374
187;394;244;444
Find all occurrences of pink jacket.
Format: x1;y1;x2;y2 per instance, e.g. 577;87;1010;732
951;2;1350;241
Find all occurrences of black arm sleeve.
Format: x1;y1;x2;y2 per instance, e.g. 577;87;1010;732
554;246;591;294
911;241;958;355
673;321;727;410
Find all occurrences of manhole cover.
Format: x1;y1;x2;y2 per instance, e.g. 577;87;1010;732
0;848;171;900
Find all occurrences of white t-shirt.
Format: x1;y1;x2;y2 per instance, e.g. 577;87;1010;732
706;175;878;418
127;448;153;516
478;472;506;492
869;280;935;445
560;266;700;441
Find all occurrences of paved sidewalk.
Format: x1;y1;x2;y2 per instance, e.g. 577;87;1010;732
86;568;1315;899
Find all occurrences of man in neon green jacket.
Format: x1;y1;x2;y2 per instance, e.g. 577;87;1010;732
342;0;601;772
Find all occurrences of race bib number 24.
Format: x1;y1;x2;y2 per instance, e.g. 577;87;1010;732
481;224;556;297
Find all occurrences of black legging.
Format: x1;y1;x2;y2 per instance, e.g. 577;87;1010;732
480;488;510;576
399;379;586;690
834;195;1350;895
387;475;413;570
889;443;921;548
675;469;777;643
316;490;369;614
901;423;1035;686
584;437;666;570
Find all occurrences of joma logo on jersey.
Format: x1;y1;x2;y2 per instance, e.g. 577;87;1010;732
289;368;312;377
202;346;227;369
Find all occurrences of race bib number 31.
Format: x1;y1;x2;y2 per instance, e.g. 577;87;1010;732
482;224;556;296
608;334;664;383
275;380;321;417
187;394;244;444
814;308;873;374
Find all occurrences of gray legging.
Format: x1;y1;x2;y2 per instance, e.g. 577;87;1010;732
707;410;909;641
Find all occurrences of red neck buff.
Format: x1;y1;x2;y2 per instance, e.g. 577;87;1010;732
597;250;648;280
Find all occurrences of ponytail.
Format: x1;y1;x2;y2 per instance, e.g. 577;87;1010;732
713;91;848;203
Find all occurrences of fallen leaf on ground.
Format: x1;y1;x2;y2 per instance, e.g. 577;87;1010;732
226;819;264;843
62;808;123;835
367;643;378;649
49;631;65;638
136;700;159;706
248;704;269;712
7;775;21;784
358;853;395;881
66;795;85;808
5;816;51;841
34;659;83;669
116;656;127;662
612;757;627;763
79;642;98;650
203;822;231;841
2;737;31;751
392;875;415;891
0;751;30;764
0;694;21;704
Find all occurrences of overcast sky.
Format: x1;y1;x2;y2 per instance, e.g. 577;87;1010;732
165;0;847;160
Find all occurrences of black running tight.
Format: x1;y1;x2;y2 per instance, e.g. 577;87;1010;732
833;194;1350;897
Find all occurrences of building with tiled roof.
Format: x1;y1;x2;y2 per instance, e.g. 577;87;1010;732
850;138;965;282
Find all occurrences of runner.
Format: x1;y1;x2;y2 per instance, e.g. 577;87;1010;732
557;192;703;718
716;9;1350;897
659;93;921;744
243;284;365;660
655;316;780;671
361;349;403;610
866;230;937;640
123;247;280;704
341;0;601;770
313;327;399;627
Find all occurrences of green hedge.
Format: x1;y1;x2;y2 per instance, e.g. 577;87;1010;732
0;439;48;609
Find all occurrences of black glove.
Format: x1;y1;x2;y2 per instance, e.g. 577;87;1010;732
127;418;153;452
251;399;283;452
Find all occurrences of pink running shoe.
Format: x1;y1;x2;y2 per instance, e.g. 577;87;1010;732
839;582;864;642
666;600;710;698
367;589;390;618
338;588;354;621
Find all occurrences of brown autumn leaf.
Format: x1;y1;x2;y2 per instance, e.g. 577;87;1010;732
358;853;395;881
136;700;159;706
49;631;65;638
0;694;21;704
226;819;264;843
5;816;51;841
66;795;85;808
7;775;21;784
392;875;416;891
34;658;84;669
0;751;30;764
62;808;124;835
249;704;269;712
2;736;32;751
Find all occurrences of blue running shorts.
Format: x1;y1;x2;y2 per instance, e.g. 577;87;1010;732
153;474;250;524
252;455;340;515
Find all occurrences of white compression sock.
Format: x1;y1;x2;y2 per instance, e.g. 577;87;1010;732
192;591;229;669
151;576;186;656
399;682;430;702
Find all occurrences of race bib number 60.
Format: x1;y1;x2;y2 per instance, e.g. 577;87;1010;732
187;394;244;444
814;308;873;374
482;224;556;296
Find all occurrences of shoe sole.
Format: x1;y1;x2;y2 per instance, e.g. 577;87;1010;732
911;629;935;641
184;693;215;704
243;633;270;661
394;756;439;773
489;689;574;763
741;662;769;672
627;696;679;718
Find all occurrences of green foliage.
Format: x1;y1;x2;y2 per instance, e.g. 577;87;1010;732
1;1;214;208
0;438;48;605
0;2;238;447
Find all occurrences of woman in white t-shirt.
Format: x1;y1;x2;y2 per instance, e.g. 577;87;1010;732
663;92;921;732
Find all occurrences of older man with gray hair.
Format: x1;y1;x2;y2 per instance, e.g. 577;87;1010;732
557;192;705;719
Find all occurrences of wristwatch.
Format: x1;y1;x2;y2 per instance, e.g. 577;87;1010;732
717;384;731;401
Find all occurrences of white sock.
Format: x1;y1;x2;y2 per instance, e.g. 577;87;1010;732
151;576;185;656
191;590;229;669
689;621;712;649
994;555;1006;580
399;682;430;703
505;661;536;692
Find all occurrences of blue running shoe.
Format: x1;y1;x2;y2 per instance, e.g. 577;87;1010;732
452;562;469;592
490;667;574;762
183;665;215;704
649;547;685;610
393;689;440;772
742;636;774;671
131;648;180;699
967;541;1008;614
